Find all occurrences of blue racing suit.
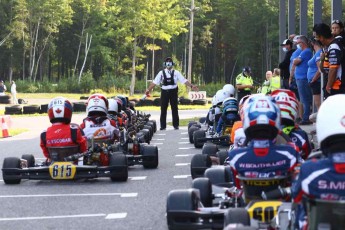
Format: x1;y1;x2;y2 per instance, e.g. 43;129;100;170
292;152;345;229
229;139;300;189
282;125;312;159
216;112;240;134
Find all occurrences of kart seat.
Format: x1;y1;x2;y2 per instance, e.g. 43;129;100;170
237;176;289;203
306;197;345;230
48;145;80;161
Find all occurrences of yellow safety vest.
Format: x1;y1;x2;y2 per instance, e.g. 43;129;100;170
236;73;253;91
269;75;281;91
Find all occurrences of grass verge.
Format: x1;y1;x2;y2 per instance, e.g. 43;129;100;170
0;128;29;138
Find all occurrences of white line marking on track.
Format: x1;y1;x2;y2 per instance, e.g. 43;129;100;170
105;213;127;219
180;137;189;140
173;175;191;179
178;142;190;144
129;176;146;181
175;154;194;157
154;143;163;145
178;147;195;150
181;132;188;135
151;138;165;141
175;163;190;166
0;193;138;198
155;134;166;136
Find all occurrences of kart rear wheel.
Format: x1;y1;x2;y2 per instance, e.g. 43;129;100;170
188;125;200;143
201;143;218;157
21;154;35;167
142;145;159;169
188;121;198;130
190;154;212;179
193;130;206;148
204;167;232;186
217;150;229;165
192;177;212;207
224;208;250;227
109;153;128;182
149;120;157;133
166;189;199;229
143;125;153;140
146;121;156;133
2;157;21;184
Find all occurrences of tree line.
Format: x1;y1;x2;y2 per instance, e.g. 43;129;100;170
0;0;336;95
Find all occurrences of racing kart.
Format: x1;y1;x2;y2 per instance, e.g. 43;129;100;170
166;167;291;230
2;141;128;184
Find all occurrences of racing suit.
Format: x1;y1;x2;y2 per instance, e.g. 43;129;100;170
206;106;222;133
216;112;240;134
40;123;87;159
282;125;312;159
229;139;300;189
292;152;345;229
80;116;119;141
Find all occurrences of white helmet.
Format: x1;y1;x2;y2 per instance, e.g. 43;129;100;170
108;98;120;114
86;94;108;116
271;89;298;125
317;94;345;150
214;89;228;106
223;84;235;97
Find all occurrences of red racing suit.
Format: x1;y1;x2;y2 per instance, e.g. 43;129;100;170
80;116;119;141
40;123;87;159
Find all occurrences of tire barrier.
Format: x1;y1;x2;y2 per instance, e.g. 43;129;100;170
23;105;40;114
0;95;11;104
5;105;22;115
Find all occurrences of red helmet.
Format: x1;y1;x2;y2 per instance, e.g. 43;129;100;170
86;94;108;116
271;89;298;125
48;97;73;124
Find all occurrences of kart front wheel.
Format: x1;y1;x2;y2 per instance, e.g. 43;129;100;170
224;208;250;227
190;154;212;179
21;154;35;167
109;153;128;182
192;177;212;207
142;145;159;169
2;157;21;184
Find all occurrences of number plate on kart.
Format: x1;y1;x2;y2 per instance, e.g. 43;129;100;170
49;162;76;180
247;200;282;223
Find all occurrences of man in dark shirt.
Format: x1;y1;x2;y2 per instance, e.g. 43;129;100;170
279;39;295;89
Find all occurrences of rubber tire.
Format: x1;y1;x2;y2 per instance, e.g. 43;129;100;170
190;154;212;179
179;98;192;105
217;150;229;165
224;208;250;227
80;96;89;100
143;125;153;140
193;130;206;148
4;105;22;115
2;157;21;184
146;121;156;133
73;101;87;112
188;121;198;130
192;177;213;207
201;143;218;157
204;167;232;186
188;125;200;144
40;104;48;114
153;98;161;106
140;129;151;144
141;145;159;169
23;105;40;114
149;120;157;133
193;99;207;105
109;153;128;182
21;154;35;167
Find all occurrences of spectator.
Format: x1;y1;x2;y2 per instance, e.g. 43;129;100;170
313;23;345;96
235;66;254;101
290;35;313;125
260;70;272;95
331;19;345;39
270;68;281;92
10;80;18;104
279;39;295;89
292;94;345;229
145;57;198;130
307;38;322;111
0;80;7;95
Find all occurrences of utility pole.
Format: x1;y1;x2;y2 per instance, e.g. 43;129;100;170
187;0;199;87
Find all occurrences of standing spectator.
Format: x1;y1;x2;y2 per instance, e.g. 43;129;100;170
279;39;295;89
235;66;253;101
270;68;281;91
260;70;272;95
331;19;345;39
307;38;322;111
290;35;313;125
145;57;198;130
10;80;18;104
313;23;345;96
0;80;7;95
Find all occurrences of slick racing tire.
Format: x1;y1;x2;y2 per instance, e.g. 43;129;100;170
143;125;153;140
2;157;22;184
201;143;218;157
141;145;159;169
204;167;232;186
166;189;199;229
21;154;35;167
148;120;157;133
224;208;250;227
109;153;128;182
193;129;206;148
146;121;156;133
188;125;200;144
23;105;40;114
217;150;229;165
4;105;22;115
192;177;212;207
190;154;212;179
188;121;198;130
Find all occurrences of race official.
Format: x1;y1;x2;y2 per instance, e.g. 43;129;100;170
145;57;198;130
235;66;253;101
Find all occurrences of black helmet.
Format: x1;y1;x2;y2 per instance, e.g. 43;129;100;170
243;66;251;74
164;57;174;68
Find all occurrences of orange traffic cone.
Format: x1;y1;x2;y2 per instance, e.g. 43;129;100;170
1;117;9;138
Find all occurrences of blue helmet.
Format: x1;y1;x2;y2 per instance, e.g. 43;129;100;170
222;97;238;113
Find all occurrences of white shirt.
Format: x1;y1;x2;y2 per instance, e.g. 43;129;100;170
11;83;16;94
153;68;187;90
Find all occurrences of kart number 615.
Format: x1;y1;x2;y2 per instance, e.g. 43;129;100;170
49;162;76;179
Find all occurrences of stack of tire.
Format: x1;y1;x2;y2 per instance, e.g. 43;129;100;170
0;95;11;104
5;104;42;115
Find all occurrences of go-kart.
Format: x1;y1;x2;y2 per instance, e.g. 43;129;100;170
2;139;128;184
166;166;291;230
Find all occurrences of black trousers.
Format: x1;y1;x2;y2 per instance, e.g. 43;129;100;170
237;90;251;102
160;88;179;128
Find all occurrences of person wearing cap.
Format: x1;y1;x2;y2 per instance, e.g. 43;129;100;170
235;66;253;101
0;80;7;95
10;80;18;104
279;38;295;89
145;57;199;130
331;19;345;39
